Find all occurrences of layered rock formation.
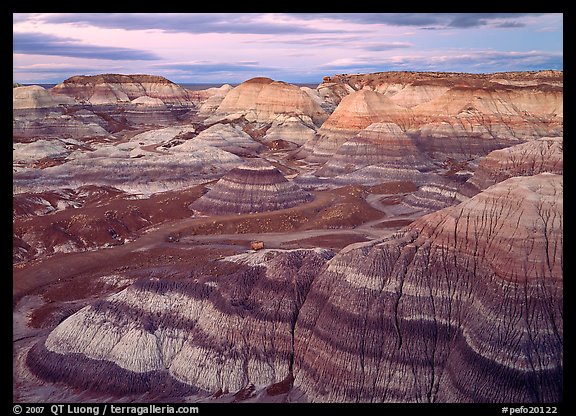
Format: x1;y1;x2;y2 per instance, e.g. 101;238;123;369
14;75;198;142
208;77;328;126
13;139;245;195
172;124;265;156
15;70;564;404
293;173;562;402
25;174;562;402
465;137;563;194
13;121;255;195
13;85;74;109
320;71;563;106
313;122;432;181
26;249;334;397
190;159;313;215
303;71;563;164
51;74;192;106
400;174;466;213
196;84;234;116
13;86;110;141
299;89;408;163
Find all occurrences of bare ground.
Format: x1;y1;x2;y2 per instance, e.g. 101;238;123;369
13;174;426;402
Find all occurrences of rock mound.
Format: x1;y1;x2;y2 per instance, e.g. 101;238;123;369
300;89;408;163
13;86;59;109
293;173;562;402
197;84;234;116
465;137;563;194
314;122;431;180
26;249;333;397
189;159;313;215
173;124;265;156
212;77;328;126
51;74;192;106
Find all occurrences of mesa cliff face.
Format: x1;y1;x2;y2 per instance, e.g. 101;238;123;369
303;71;563;164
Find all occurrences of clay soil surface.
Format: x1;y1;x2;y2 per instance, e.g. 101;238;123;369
13;176;424;402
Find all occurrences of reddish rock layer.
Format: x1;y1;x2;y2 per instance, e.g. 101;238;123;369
304;71;562;163
213;77;328;126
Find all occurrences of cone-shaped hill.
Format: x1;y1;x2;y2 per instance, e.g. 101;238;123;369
190;159;313;215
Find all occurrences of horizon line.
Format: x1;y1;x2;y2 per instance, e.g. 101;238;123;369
14;68;564;87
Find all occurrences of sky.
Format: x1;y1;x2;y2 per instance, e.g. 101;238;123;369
13;13;563;85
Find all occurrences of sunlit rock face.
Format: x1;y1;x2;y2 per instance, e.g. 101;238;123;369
13;85;74;109
299;89;409;163
189;159;313;215
262;116;318;146
304;71;563;164
196;84;234;116
50;74;193;106
209;77;329;126
293;173;562;403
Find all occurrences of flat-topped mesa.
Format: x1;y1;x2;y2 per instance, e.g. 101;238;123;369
322;70;563;95
189;159;313;215
293;173;562;403
305;71;563;163
212;77;329;126
51;74;193;106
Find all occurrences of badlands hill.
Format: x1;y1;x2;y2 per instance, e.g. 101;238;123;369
302;70;562;163
14;70;562;403
209;77;328;126
190;159;313;215
51;73;192;105
26;173;562;402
